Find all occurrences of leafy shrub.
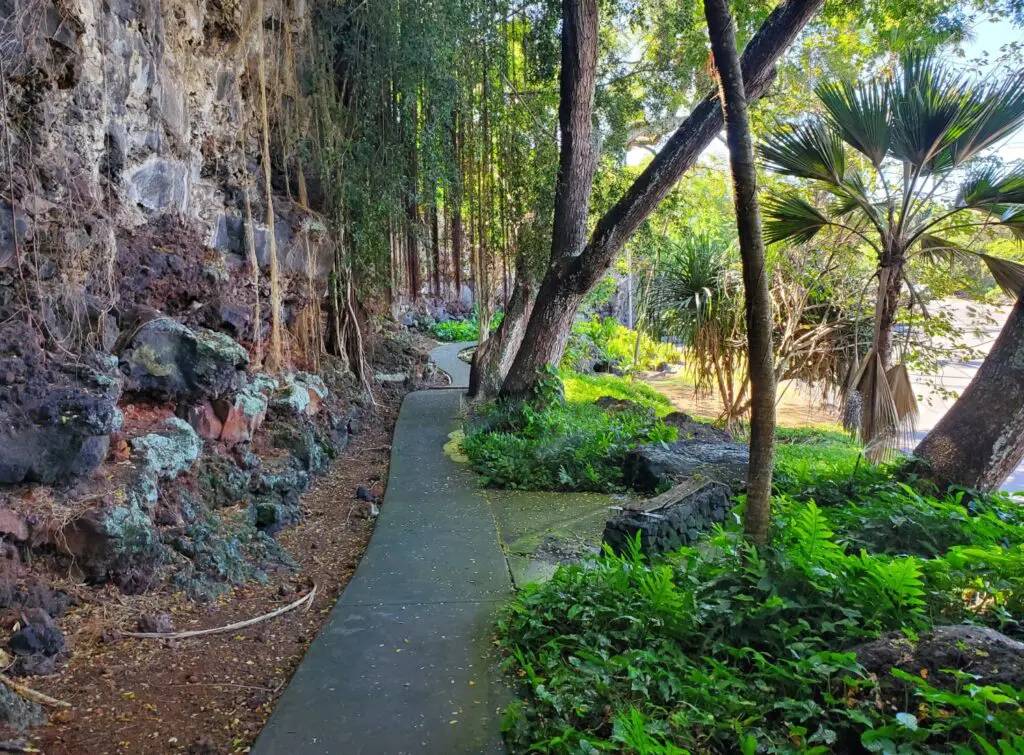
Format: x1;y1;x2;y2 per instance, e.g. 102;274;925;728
562;317;683;373
429;310;504;342
497;421;1024;753
462;371;676;491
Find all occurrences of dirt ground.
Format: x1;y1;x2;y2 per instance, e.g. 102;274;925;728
644;372;840;428
26;385;407;755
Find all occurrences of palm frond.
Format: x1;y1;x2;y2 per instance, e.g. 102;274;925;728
1000;205;1024;240
828;171;888;231
851;351;917;463
977;253;1024;299
956;165;1024;208
853;350;901;462
762;194;832;245
816;79;891;168
760;121;847;184
915;234;972;266
889;53;975;171
932;69;1024;171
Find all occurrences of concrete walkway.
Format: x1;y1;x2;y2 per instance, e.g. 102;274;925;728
253;345;509;754
429;341;475;387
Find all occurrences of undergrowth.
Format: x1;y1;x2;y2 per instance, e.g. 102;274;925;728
430;310;504;341
462;370;676;491
563;317;683;373
499;498;1024;753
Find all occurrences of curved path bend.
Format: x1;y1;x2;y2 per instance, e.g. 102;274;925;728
254;343;508;754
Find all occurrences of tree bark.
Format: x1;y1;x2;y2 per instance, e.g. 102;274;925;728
549;0;599;264
496;0;599;398
913;296;1024;493
468;257;536;398
874;258;904;371
705;0;777;546
500;0;823;398
431;194;441;298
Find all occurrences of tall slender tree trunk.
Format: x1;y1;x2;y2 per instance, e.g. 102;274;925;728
451;109;464;300
914;295;1024;492
705;0;776;546
499;0;823;398
431;192;441;298
496;0;599;397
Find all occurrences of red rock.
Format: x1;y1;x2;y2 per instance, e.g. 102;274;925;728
213;396;266;446
185;402;222;441
0;509;28;542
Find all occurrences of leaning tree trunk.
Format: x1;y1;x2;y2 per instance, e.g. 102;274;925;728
499;0;823;399
496;0;598;398
468;259;536;398
705;0;777;546
913;296;1024;492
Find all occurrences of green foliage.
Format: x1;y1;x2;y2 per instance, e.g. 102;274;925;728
429;311;504;342
462;371;676;491
562;317;683;373
499;495;1024;753
497;423;1024;753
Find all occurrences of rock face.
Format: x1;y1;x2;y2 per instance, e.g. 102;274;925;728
624;439;750;493
603;482;733;556
0;321;123;484
854;625;1024;690
120;319;249;401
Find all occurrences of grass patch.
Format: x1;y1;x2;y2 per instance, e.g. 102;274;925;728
563;317;683;373
462;371;676;492
564;372;673;416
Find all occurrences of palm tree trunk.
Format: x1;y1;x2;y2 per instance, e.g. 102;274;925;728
705;0;776;546
914;296;1024;492
874;260;904;371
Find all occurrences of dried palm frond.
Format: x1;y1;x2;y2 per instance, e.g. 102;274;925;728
978;253;1024;299
846;350;919;462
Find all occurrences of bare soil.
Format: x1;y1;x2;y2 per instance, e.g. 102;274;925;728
27;385;406;755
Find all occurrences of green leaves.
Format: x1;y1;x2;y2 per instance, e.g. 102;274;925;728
759;121;848;185
888;53;975;170
816;79;890;169
762;194;832;245
955;165;1024;210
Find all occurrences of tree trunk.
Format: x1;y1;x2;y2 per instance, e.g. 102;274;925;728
499;0;823;398
705;0;776;546
468;258;536;398
913;296;1024;492
431;195;441;298
874;259;903;371
497;0;599;398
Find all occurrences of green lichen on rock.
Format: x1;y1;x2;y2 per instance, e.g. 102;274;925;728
131;418;202;480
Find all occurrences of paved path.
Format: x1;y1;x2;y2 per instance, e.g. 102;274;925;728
428;341;475;388
253;345;509;754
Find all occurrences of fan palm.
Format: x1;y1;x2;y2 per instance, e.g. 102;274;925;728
761;53;1024;459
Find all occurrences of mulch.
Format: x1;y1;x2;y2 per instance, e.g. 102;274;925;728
26;387;406;754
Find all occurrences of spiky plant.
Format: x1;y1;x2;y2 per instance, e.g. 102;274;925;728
645;234;747;421
761;53;1024;459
